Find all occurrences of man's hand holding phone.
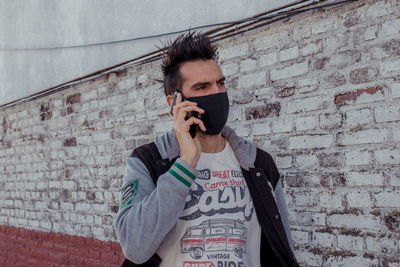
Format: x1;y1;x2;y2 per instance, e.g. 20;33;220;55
170;91;206;168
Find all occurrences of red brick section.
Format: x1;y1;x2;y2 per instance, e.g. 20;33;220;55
0;225;125;267
276;86;296;98
245;102;281;120
334;86;383;106
2;117;7;135
66;93;81;104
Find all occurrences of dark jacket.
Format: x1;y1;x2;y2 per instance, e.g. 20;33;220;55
116;127;299;267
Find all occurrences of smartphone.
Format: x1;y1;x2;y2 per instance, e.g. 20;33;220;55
170;91;201;138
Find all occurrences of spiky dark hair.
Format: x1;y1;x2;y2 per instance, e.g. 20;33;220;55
161;32;217;96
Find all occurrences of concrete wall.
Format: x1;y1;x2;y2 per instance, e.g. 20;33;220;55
0;0;296;106
1;0;400;265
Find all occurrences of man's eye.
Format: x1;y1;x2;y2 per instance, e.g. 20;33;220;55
197;85;207;90
218;81;226;86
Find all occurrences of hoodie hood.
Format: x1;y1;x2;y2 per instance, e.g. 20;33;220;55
154;125;257;171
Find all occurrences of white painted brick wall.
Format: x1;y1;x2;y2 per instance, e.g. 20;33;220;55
239;58;257;72
253;87;274;100
325;256;377;267
327;214;381;230
252;121;272;135
375;191;400;208
345;109;373;129
313;231;336;248
280;46;299;62
319;191;343;209
381;60;400;78
380;18;400;37
296;250;323;267
275;155;292;169
272;118;293;133
346;190;373;208
311;17;337;34
259;52;278;67
337;234;364;251
301;40;323;56
220;62;239;77
392;82;400;99
295;154;318;170
365;236;398;254
253;29;290;50
345;150;371;166
295;116;318;131
287;96;325;114
374;148;400;165
291;230;309;245
319;113;342;129
237;72;267;89
291;190;318;207
1;0;399;265
374;104;400;123
337;128;389;145
270;61;308;81
288;134;334;149
347;172;384;186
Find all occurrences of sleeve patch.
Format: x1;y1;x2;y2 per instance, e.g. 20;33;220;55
120;180;138;208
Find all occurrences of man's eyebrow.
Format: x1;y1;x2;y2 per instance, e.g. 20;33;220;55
190;76;226;89
190;81;211;89
190;77;226;89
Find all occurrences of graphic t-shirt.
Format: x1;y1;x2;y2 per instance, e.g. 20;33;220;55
158;141;261;267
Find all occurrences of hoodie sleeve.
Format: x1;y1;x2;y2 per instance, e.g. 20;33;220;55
256;148;294;251
273;181;294;252
114;156;199;264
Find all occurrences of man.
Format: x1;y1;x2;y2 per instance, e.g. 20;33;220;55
115;32;299;267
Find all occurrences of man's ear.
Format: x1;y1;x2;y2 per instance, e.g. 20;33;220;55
166;91;182;107
166;94;174;107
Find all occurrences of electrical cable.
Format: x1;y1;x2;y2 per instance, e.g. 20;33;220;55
0;0;360;109
1;0;359;51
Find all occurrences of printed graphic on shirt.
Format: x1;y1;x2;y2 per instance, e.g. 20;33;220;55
198;169;211;180
182;261;244;267
158;143;261;267
182;261;216;267
180;219;247;260
120;180;138;208
178;169;251;267
180;170;254;222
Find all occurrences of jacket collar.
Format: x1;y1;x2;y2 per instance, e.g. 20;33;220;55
154;125;257;171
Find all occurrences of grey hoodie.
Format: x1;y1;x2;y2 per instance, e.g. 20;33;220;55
114;126;293;264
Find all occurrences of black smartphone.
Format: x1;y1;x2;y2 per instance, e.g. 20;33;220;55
170;91;201;138
169;91;180;116
186;110;201;138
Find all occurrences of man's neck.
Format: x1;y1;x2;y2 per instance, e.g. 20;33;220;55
197;132;226;153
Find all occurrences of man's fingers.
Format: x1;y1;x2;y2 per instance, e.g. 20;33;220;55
185;117;206;132
176;105;204;122
171;95;205;135
174;117;206;134
172;98;197;120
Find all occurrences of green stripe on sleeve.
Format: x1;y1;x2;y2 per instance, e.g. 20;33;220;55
174;162;196;181
168;169;191;188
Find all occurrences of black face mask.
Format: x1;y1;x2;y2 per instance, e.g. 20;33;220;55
185;92;229;135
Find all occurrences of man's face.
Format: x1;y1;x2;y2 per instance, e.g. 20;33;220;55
179;59;226;98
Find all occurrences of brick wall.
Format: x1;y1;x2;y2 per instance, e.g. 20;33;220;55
1;0;399;266
0;225;124;266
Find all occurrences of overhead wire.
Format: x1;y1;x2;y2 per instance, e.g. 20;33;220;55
1;0;359;51
0;0;360;109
